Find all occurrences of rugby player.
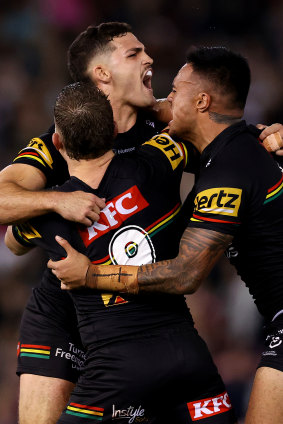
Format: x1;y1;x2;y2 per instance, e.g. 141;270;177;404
1;22;282;423
50;47;283;424
1;22;172;424
6;81;238;423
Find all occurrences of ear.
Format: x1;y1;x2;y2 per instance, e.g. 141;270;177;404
91;65;111;84
196;92;211;113
52;132;64;152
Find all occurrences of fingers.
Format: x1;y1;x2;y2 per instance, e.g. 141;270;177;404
258;123;282;140
85;210;101;226
79;199;105;226
61;281;69;290
55;235;74;255
256;124;267;130
47;259;56;270
94;196;106;210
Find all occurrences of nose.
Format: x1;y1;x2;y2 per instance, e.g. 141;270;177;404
167;92;173;104
143;51;153;65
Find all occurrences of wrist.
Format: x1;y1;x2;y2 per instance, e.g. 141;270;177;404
86;264;139;294
39;190;61;214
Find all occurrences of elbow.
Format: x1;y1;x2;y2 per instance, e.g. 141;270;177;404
177;272;199;295
171;259;201;295
5;243;22;256
4;229;26;256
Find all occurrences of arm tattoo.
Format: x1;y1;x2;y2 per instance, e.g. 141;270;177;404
90;228;232;295
138;227;233;294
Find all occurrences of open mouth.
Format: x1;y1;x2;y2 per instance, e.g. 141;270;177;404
143;69;153;90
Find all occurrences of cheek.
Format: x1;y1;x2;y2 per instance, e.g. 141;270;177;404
173;99;188;124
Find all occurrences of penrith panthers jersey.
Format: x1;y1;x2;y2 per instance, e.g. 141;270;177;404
14;133;195;348
188;120;283;320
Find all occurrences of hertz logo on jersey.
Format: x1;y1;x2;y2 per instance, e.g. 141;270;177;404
193;187;242;217
14;137;53;169
143;133;187;170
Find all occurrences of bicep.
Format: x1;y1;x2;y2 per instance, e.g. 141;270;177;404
179;227;233;261
0;163;47;190
4;225;34;256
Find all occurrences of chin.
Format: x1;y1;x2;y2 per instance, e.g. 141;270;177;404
136;90;155;108
168;126;178;138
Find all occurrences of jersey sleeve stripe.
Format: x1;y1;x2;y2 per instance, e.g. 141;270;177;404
146;203;182;237
267;174;283;193
69;403;104;412
265;177;283;203
191;213;241;225
12;225;34;246
264;186;283;204
91;255;112;265
13;153;46;167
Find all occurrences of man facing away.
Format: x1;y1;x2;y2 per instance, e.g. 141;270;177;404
50;47;283;424
6;81;238;423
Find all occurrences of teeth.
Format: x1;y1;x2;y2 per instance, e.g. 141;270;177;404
145;70;152;78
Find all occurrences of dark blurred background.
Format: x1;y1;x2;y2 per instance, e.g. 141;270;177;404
0;1;282;423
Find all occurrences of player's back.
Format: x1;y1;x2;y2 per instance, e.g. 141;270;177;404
15;133;194;348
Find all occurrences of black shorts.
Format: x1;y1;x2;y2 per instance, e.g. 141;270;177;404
17;287;85;383
258;315;283;372
58;323;237;423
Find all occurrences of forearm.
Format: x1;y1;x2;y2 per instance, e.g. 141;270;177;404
86;228;233;295
0;181;59;225
86;264;139;293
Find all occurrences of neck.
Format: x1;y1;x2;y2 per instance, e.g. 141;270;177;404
187;112;242;153
111;102;138;133
197;122;230;153
67;150;115;189
104;88;138;133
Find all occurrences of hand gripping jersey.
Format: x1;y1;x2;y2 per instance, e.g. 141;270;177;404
188;120;283;321
14;134;193;346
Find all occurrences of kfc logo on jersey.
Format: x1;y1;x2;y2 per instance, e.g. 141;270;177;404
194;187;242;217
79;186;149;246
187;391;232;421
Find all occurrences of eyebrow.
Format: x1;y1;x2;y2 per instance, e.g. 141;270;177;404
125;47;144;55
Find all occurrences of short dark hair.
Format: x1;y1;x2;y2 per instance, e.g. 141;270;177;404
54;82;115;160
68;22;132;82
186;46;251;109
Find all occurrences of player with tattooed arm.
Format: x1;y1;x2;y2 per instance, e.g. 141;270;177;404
49;47;283;424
